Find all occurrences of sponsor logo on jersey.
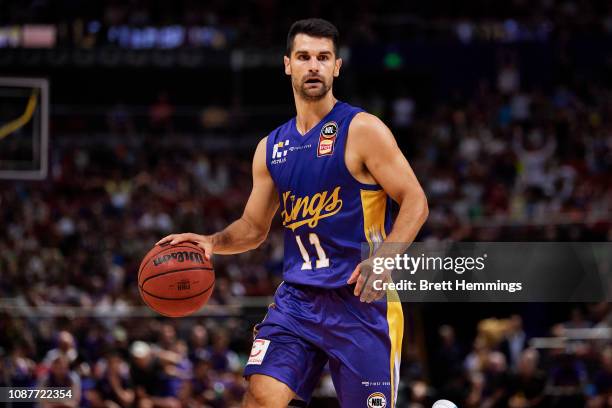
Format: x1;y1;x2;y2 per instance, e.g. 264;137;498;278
317;121;338;157
367;392;387;408
281;186;343;231
246;339;270;365
288;144;312;152
271;140;313;165
271;139;290;165
153;251;204;267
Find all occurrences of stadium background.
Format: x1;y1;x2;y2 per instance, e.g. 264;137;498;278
1;1;612;407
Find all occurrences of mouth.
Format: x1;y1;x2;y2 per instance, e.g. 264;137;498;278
304;77;323;85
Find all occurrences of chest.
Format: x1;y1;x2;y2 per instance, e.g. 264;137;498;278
269;119;346;189
269;137;339;192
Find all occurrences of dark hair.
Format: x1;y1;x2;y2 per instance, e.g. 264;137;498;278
286;18;339;56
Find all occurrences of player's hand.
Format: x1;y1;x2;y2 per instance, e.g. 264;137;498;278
156;233;214;261
347;258;391;303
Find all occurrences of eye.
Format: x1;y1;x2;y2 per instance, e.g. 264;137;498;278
318;55;329;61
298;54;309;61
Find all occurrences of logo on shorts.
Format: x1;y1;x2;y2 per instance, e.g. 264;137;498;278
367;392;387;408
247;339;270;365
317;121;338;157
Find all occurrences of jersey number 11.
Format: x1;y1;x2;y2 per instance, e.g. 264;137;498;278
295;233;329;270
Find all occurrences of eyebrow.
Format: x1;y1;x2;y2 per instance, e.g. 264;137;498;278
294;50;333;55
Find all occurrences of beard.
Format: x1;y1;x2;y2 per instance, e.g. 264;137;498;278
293;75;332;101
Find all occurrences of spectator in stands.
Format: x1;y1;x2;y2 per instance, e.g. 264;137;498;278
499;315;528;370
5;344;36;387
208;330;241;373
129;341;181;408
431;325;463;389
88;352;135;408
39;355;81;408
43;331;78;367
547;351;588;407
188;324;210;362
507;349;547;408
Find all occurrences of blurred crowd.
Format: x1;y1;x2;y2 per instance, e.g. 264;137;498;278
2;305;612;407
0;314;252;407
404;304;612;407
1;3;611;405
2;0;612;48
396;65;612;242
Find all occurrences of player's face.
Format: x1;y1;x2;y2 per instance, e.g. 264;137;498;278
284;34;342;101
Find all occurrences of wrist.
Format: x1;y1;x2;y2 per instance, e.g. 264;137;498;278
209;233;220;249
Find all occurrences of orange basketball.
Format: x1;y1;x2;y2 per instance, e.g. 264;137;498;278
138;242;214;317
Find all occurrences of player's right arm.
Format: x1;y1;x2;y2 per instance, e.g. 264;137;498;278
156;137;279;259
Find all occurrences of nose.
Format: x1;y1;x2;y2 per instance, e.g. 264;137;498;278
308;57;319;72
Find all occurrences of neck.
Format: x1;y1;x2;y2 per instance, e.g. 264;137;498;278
294;92;337;135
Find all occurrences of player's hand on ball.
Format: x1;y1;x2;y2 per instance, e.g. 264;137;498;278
156;233;214;261
347;258;391;303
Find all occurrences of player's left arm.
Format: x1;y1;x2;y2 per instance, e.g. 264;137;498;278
346;112;429;302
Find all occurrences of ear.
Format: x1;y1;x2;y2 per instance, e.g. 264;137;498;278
334;58;342;77
284;55;291;76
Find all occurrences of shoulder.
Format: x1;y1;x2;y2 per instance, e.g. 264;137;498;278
256;136;268;150
253;136;273;177
347;111;398;151
253;136;268;165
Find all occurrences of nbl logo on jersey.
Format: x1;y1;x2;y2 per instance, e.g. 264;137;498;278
367;392;387;408
317;121;338;157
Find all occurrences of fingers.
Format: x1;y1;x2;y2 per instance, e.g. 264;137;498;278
157;233;214;261
352;261;381;302
155;233;199;246
156;233;190;246
372;292;385;302
360;282;384;303
361;280;385;303
158;233;197;246
156;234;175;245
169;233;198;245
357;269;388;303
354;272;366;296
199;241;213;261
347;265;360;285
360;274;378;303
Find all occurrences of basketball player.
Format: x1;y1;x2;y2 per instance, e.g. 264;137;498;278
157;18;428;408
